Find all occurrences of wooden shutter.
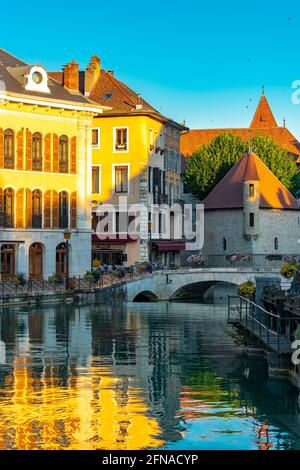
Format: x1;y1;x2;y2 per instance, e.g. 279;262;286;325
52;190;59;228
17;130;24;170
53;134;59;173
16;189;24;228
26;188;32;228
44;190;51;228
70;136;77;174
26;130;32;170
0;188;3;227
0;128;4;169
44;133;51;172
70;191;77;229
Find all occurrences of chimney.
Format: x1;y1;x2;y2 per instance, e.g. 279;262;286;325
63;60;79;92
84;55;101;96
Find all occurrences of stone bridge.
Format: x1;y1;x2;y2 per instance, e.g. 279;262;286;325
124;267;283;302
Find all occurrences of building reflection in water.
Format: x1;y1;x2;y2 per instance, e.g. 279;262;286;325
0;302;299;450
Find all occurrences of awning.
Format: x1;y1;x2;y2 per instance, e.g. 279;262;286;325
152;241;186;252
92;234;138;245
0;240;25;244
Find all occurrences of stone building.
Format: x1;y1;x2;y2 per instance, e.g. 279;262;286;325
202;151;300;256
0;49;108;279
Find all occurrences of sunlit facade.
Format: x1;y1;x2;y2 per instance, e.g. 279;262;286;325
0;49;108;279
50;57;188;266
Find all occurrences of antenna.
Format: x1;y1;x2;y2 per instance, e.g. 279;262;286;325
262;85;265;96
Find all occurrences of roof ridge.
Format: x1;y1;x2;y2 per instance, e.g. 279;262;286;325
0;47;27;66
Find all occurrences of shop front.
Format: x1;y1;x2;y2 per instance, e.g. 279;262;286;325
151;240;185;267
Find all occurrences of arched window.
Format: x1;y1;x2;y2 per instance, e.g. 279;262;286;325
4;188;14;228
59;135;68;173
32;132;43;171
59;191;69;228
4;129;15;169
274;237;279;251
222;238;227;251
32;190;42;228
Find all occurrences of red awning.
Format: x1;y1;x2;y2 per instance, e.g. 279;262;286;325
152;241;186;252
92;234;138;245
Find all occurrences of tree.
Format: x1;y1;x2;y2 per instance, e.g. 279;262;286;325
183;133;299;199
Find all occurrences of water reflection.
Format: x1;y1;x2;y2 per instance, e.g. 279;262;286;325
0;302;299;449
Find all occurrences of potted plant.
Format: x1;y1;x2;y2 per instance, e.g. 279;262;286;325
239;280;256;299
280;259;299;279
48;273;64;285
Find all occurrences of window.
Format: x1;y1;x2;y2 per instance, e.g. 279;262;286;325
92;128;100;148
114;127;128;152
4;188;14;228
274;237;279;250
222;238;227;251
4;129;14;169
59;191;69;229
114;166;128;193
92;166;101;194
149;129;154;150
59;135;68;173
249;213;254;227
32;132;43;171
249;184;255;198
32;190;42;228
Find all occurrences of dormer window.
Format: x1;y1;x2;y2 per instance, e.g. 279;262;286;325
25;66;50;94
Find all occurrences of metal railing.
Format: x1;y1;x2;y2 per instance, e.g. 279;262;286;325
196;254;289;270
228;295;296;354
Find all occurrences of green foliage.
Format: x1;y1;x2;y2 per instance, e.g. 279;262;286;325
280;261;299;279
14;273;27;286
183;133;299;199
48;273;64;284
239;281;256;298
84;270;101;284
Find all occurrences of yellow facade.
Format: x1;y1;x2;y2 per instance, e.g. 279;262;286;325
91;114;164;204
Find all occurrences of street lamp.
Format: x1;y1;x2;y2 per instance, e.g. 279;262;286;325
63;230;72;290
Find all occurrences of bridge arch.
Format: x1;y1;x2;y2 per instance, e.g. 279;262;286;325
169;280;238;301
132;290;159;302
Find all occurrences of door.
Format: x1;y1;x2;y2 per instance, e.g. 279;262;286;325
1;244;15;279
29;243;43;279
56;243;67;277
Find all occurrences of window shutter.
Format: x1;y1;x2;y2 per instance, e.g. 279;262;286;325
0;188;3;226
44;134;51;172
26;188;32;228
16;189;24;228
70;136;76;174
26;130;32;170
44;190;51;228
0;128;4;168
17;130;24;170
70;191;77;229
52;190;59;228
53;134;59;173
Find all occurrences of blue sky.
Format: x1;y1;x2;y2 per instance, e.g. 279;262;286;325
1;0;300;136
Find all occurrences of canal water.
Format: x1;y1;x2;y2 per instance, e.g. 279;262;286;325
0;301;299;450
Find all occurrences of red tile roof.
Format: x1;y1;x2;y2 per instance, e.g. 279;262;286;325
180;95;300;162
202;151;298;210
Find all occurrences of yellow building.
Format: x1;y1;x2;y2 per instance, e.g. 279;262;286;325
0;49;109;279
51;56;188;266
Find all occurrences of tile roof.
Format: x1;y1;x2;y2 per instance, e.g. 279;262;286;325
0;48;104;108
180;95;300;161
202;151;298;210
49;67;187;129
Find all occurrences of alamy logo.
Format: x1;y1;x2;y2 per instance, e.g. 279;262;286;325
292;340;300;365
94;196;205;251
